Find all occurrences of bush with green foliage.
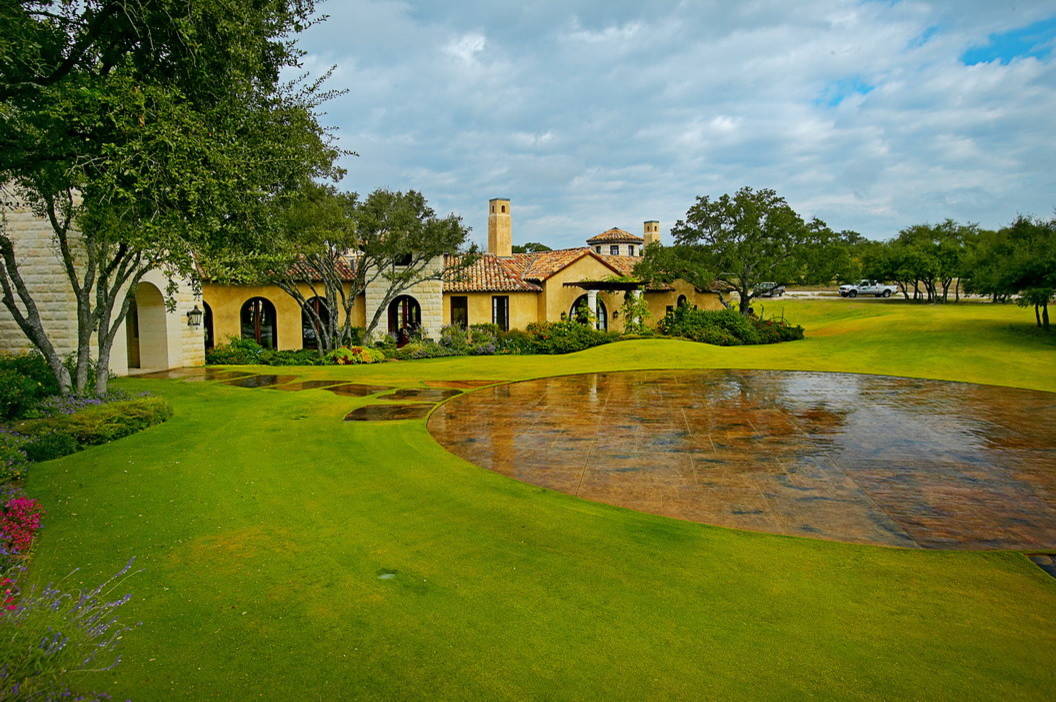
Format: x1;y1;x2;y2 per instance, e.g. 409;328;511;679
205;338;266;365
22;432;81;463
0;431;29;485
522;321;617;354
326;346;386;365
0;353;61;421
16;397;172;448
658;306;802;345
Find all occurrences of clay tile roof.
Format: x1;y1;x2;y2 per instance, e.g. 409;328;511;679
286;256;359;281
443;253;542;293
505;248;601;280
586;227;644;244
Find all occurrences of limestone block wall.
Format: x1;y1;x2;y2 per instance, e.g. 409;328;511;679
364;256;445;341
1;203;203;374
0;204;80;357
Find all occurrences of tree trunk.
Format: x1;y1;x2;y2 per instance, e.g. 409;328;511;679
1044;302;1050;330
954;279;961;303
739;287;752;315
1035;304;1041;327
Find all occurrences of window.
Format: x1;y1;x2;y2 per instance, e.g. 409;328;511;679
501;204;506;213
301;297;331;349
610;245;619;256
387;295;421;346
595;246;601;253
451;296;468;329
241;297;278;349
492;295;509;331
628;245;635;256
393;253;412;266
677;294;688;308
203;301;214;351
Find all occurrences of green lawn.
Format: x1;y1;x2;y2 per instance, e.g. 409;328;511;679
27;300;1056;700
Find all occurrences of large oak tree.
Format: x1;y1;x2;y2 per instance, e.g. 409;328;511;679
0;0;340;394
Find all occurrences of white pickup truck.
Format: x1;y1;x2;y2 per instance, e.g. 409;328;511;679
839;280;898;298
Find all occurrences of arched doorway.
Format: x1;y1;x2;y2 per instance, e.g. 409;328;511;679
677;294;688;308
241;297;277;349
387;295;421;346
203;301;214;352
570;294;607;331
302;297;331;349
125;282;169;370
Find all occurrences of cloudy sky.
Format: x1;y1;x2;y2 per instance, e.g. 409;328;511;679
297;0;1056;248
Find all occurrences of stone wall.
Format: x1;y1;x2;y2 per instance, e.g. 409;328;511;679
363;256;445;341
1;203;204;373
0;204;80;357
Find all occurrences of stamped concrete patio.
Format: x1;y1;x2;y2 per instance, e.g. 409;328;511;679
429;370;1056;550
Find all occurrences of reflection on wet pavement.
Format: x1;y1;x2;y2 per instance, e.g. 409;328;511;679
381;388;462;402
222;374;299;388
429;370;1056;550
345;404;434;421
325;383;393;397
424;380;500;389
267;380;347;391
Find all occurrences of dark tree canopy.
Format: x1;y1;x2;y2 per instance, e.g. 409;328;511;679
640;187;823;314
0;0;341;393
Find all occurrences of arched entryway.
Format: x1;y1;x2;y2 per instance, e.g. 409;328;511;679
677;294;688;308
302;297;331;349
241;297;278;349
203;301;214;352
570;294;607;331
388;295;421;346
125;282;169;370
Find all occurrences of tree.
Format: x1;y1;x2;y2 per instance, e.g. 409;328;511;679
963;216;1055;328
645;187;819;314
0;1;340;394
356;190;478;338
511;242;551;253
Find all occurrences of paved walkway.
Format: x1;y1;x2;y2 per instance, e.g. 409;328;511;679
430;370;1056;550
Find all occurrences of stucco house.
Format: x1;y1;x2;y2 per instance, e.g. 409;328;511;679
2;196;720;374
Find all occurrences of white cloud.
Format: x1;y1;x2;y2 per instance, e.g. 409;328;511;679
296;0;1056;246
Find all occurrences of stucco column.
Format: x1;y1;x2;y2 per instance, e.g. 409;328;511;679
587;289;599;330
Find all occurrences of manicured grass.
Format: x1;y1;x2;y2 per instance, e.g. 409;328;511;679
26;300;1056;700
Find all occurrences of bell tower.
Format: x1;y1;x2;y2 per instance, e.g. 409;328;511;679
643;220;661;247
488;198;512;257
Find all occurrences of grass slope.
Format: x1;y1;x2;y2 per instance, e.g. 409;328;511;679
26;301;1056;700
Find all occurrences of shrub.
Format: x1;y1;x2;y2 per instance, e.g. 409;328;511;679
0;431;28;485
22;432;80;463
326;346;385;365
469;323;501;344
0;353;59;397
523;321;616;354
439;325;471;351
16;397;172;447
0;559;138;701
496;329;533;354
658;306;803;345
0;370;42;422
205;337;265;365
0;489;45;556
258;348;324;366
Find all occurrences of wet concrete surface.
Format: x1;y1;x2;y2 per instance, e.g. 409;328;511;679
267;380;348;391
345;404;434;421
424;380;501;389
429;370;1056;550
381;388;462;402
325;383;393;397
222;374;299;388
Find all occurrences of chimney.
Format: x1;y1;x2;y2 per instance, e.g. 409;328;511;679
643;220;660;247
488;198;512;257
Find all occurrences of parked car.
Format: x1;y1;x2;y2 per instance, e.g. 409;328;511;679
839;280;898;298
755;282;786;297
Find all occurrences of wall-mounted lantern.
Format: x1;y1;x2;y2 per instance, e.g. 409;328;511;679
186;305;204;328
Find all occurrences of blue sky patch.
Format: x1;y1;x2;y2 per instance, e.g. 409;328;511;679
961;16;1056;65
909;25;940;48
814;77;875;107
